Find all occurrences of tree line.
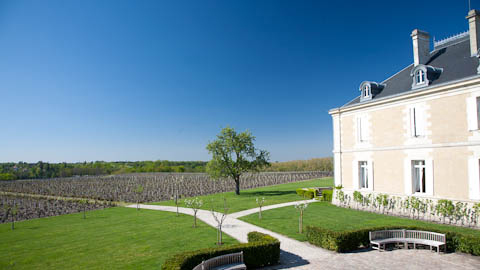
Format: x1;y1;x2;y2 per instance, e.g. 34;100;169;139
0;160;207;180
265;157;333;172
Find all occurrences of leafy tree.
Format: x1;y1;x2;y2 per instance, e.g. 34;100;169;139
206;127;270;195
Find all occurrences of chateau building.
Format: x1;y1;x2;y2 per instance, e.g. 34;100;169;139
329;10;480;205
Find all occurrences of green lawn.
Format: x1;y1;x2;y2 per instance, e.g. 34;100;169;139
154;178;333;213
0;207;237;270
239;202;480;242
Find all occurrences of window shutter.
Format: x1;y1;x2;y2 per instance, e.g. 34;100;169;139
404;159;413;195
353;160;359;190
416;108;426;136
356;117;361;142
425;159;434;196
468;157;480;200
367;160;374;191
362;115;368;141
409;107;416;137
467;97;478;131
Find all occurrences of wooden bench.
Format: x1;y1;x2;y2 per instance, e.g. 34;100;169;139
369;229;446;254
192;251;247;270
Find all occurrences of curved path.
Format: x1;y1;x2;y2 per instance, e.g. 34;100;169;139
127;203;480;270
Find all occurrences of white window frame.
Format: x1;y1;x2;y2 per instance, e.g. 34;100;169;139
359;161;368;189
412;160;426;194
353;159;374;191
415;70;426;85
363;85;371;98
404;158;433;196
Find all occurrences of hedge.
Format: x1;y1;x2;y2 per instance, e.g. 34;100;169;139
162;231;280;270
306;225;480;255
296;188;318;199
321;190;333;202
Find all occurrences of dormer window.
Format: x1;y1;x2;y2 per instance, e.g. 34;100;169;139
411;64;442;89
359;81;385;102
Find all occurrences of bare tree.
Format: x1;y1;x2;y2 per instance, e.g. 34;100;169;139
171;176;181;216
211;198;229;245
185;197;203;228
256;197;266;219
294;201;308;233
79;199;87;219
135;185;144;210
10;204;18;230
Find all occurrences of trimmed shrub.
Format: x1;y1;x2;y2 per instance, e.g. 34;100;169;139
306;225;480;255
296;188;318;199
321;190;333;202
162;232;280;270
296;188;306;197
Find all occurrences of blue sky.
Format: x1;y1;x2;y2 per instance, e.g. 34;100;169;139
0;0;476;163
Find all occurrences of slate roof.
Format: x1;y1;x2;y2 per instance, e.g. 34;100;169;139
342;35;479;108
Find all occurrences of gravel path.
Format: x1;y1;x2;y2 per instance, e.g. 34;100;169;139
127;203;480;269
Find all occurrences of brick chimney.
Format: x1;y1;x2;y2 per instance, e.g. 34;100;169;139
467;9;480;56
411;29;430;66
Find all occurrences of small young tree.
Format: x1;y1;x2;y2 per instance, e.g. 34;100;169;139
135;185;144;211
172;182;181;217
256;197;266;219
294;202;308;233
10;204;18;230
206;127;270;195
211;198;229;245
185;197;203;228
79;199;88;219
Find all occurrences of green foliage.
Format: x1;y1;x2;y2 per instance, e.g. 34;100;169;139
321;190;333;202
436;199;455;223
0;173;16;181
206;127;270;195
162;232;280;270
295;188;317;199
0;161;207;180
264;157;333;172
353;191;363;208
296;188;306;197
306;224;480;255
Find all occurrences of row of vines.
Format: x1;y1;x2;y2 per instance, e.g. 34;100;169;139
1;194;114;224
336;189;480;228
0;172;331;203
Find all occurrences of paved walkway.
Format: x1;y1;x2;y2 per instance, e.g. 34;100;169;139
127;203;480;270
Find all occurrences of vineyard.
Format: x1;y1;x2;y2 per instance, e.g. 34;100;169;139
0;194;113;224
0;172;330;204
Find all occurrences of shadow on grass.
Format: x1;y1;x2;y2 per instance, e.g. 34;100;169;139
243;191;295;197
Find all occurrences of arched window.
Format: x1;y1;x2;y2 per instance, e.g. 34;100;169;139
415;70;425;84
363;84;371;98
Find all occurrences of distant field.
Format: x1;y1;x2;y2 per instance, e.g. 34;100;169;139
0;207;237;269
239;202;480;242
155;178;334;213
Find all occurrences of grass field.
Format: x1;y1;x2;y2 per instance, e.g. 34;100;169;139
154;178;333;213
0;207;237;269
239;202;480;241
